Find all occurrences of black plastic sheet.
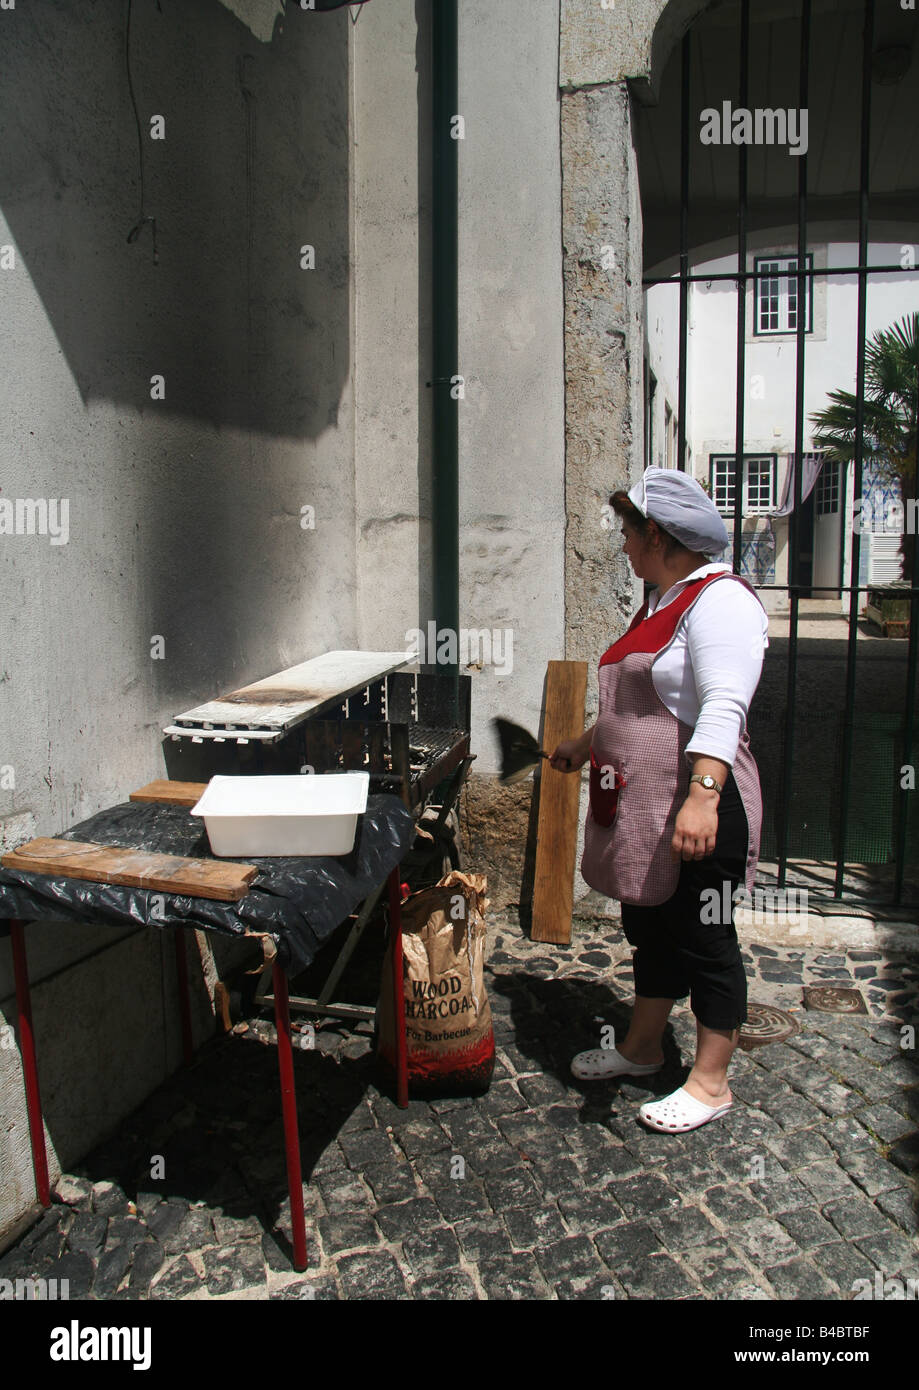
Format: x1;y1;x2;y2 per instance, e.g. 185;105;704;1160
0;794;415;976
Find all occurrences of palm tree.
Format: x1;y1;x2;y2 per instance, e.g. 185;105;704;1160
810;310;919;583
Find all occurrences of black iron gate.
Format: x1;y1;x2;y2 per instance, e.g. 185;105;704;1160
640;0;919;908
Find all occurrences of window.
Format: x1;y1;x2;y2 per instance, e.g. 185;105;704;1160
710;455;777;515
754;255;814;335
815;458;839;515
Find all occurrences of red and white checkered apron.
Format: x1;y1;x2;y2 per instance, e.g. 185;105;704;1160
580;573;763;906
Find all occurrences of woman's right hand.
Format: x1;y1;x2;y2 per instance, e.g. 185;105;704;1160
549;737;589;773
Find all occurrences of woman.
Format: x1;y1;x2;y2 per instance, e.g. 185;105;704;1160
550;467;769;1133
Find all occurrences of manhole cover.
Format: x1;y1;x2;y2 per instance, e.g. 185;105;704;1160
738;1002;800;1050
803;985;867;1015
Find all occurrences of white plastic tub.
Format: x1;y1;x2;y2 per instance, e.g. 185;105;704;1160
190;773;370;858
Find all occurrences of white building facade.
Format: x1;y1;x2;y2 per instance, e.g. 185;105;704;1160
646;240;919;610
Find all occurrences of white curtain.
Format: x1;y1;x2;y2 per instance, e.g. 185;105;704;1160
772;452;824;516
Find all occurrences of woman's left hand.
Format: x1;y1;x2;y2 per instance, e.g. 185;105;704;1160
671;794;719;860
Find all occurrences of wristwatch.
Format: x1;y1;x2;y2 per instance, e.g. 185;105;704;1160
690;773;723;794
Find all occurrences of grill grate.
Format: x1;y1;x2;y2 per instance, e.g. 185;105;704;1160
162;662;473;812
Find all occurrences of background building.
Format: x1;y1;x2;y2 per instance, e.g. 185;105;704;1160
646;241;919;610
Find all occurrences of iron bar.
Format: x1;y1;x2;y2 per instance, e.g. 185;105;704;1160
9;920;51;1209
272;961;307;1272
755;583;919;594
893;359;919;902
677;32;691;472
838;461;848;595
643;264;915;287
732;0;750;573
778;0;812;890
387;868;409;1109
834;0;875;897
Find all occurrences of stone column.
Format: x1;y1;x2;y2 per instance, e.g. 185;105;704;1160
561;80;645;721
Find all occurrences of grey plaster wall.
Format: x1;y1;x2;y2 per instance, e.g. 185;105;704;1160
456;0;567;773
354;0;568;774
0;0;358;1238
0;0;357;893
352;0;430;651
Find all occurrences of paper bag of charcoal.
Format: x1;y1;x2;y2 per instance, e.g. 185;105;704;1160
376;871;495;1096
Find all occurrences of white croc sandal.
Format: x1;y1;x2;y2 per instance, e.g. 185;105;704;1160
638;1085;732;1133
570;1047;664;1081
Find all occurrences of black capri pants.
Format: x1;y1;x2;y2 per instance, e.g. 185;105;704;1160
619;771;749;1031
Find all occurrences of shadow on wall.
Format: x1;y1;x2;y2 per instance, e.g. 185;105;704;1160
0;0;352;696
0;0;349;435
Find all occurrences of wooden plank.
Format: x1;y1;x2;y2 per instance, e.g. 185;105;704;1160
168;650;410;735
530;661;588;945
2;839;258;903
130;780;209;807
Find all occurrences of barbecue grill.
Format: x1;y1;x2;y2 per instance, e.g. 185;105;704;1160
161;651;474;1019
162;651;472;815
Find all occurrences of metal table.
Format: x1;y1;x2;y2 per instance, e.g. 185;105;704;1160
0;790;414;1273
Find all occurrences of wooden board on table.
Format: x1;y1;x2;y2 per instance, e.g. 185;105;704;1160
1;838;258;902
530;660;588;945
130;780;209;807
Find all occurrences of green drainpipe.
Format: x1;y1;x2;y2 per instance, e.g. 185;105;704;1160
430;0;459;720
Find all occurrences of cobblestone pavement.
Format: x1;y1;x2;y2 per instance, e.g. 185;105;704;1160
2;911;918;1301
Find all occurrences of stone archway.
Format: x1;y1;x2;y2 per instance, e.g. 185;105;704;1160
561;0;715;99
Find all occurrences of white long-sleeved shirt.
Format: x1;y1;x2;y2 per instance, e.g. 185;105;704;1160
644;562;769;768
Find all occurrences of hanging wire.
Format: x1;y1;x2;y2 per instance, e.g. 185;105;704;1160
125;0;163;264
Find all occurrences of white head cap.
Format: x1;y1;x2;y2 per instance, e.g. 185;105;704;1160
627;467;730;558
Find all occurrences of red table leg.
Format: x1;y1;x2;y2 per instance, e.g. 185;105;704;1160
174;928;194;1067
387;869;408;1109
9;920;51;1208
272;961;307;1272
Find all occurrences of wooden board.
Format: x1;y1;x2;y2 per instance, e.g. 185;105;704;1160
130;780;209;807
165;650;411;738
530;661;588;945
1;838;258;903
